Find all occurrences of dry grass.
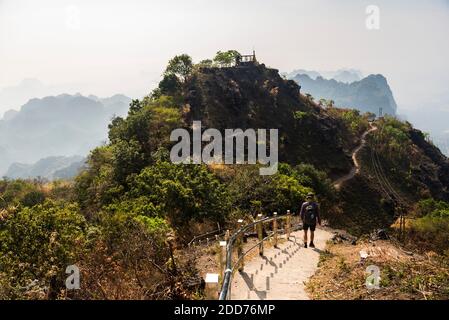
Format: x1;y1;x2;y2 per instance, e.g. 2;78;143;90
307;240;449;300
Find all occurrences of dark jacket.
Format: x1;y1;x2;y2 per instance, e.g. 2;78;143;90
300;201;321;225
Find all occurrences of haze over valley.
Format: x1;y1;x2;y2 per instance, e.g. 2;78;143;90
0;93;131;176
1;0;449;302
1;66;448;180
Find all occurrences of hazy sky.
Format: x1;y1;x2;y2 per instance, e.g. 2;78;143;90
1;0;449;121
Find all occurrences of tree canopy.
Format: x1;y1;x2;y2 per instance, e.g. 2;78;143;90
213;50;241;66
164;54;193;82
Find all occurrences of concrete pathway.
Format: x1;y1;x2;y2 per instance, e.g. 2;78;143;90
230;228;334;300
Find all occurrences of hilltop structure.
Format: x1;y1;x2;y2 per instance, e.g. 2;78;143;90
236;50;258;66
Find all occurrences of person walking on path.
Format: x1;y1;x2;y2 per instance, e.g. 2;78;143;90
300;193;321;248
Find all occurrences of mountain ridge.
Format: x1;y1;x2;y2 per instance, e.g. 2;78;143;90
284;69;363;83
291;73;398;116
5;155;85;180
0;93;131;175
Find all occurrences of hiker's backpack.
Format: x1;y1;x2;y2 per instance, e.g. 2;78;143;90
304;202;317;225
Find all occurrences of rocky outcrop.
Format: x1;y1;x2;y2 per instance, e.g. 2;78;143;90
183;64;352;176
409;129;449;201
181;63;448;210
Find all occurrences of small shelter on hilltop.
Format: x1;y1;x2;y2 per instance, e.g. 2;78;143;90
236;50;258;66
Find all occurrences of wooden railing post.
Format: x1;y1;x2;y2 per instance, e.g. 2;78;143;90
166;235;177;274
273;212;278;248
253;216;257;234
218;240;227;276
286;210;291;239
237;219;244;272
257;214;264;256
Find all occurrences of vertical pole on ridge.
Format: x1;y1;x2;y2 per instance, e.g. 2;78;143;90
400;208;406;242
286;210;291;240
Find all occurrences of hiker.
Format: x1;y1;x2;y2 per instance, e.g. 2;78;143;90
300;193;321;248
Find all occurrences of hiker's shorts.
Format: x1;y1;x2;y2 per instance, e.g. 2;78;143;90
303;223;316;232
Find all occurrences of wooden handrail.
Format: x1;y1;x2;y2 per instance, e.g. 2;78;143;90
218;211;299;300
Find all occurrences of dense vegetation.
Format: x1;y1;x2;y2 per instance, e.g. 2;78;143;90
1;52;448;299
0;53;339;299
407;199;449;254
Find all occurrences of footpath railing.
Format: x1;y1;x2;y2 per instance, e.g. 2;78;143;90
187;224;225;248
200;211;302;300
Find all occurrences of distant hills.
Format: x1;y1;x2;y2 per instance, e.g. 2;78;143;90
5;156;85;180
284;69;363;84
185;62;448;203
288;71;397;116
0;93;131;176
284;70;448;156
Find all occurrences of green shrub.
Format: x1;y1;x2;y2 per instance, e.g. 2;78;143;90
409;199;449;252
0;179;40;208
21;191;46;208
293;111;308;120
221;164;315;215
0;200;87;298
126;158;231;225
415;198;449;218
